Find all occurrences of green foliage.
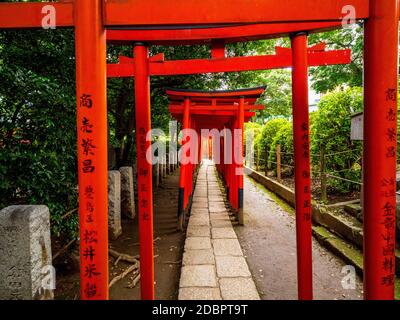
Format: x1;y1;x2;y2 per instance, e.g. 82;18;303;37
309;24;364;93
269;122;294;173
258;118;289;153
255;69;292;120
0;28;78;238
310;87;364;193
248;87;365;194
245;122;262;142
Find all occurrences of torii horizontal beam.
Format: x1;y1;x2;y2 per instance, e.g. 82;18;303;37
171;111;256;117
170;99;259;105
0;0;369;29
104;0;369;26
106;22;343;45
0;2;74;29
169;105;264;111
165;86;266;99
107;44;351;78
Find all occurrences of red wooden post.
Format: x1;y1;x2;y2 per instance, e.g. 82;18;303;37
227;124;232;203
178;97;190;230
224;128;230;202
237;97;245;224
75;0;109;300
211;40;226;59
363;0;399;300
189;119;195;198
133;43;155;300
209;136;213;160
198;128;202;164
231;120;238;210
291;32;313;300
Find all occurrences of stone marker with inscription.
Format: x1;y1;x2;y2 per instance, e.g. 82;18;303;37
119;166;136;220
108;170;122;240
0;205;53;300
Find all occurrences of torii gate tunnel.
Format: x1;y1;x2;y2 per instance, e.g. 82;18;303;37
166;87;266;228
0;0;398;301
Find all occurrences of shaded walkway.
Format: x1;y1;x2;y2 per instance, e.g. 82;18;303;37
179;161;260;300
234;176;363;300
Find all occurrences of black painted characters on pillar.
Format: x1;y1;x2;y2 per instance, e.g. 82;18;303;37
379;88;397;288
301;121;311;222
79;93;101;299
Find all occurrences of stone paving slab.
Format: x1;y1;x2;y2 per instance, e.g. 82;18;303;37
187;225;210;237
210;219;232;228
219;278;260;300
212;238;243;256
211;227;237;239
179;288;222;300
188;218;210;228
180;265;218;287
209;207;228;213
185;237;211;250
192;202;208;209
183;249;215;265
179;162;260;300
215;256;251;277
209;203;226;209
189;215;210;225
210;214;230;221
208;198;225;203
191;208;209;216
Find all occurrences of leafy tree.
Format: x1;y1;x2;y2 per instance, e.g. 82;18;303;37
0;27;78;238
310;87;363;193
309;24;364;93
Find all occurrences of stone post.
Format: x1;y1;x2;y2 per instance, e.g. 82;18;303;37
119;167;136;220
0;205;54;300
159;162;163;184
108;171;122;240
163;155;167;178
166;154;170;175
154;163;160;187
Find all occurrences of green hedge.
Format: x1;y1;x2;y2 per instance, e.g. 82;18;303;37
247;87;365;194
269;122;294;175
310;87;363;193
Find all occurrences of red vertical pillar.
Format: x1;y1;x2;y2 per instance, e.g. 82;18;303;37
208;137;212;160
134;43;154;300
189;119;195;198
291;32;313;300
224;127;230;202
178;97;190;230
222;134;225;178
363;0;399;300
75;0;108;300
211;40;226;59
231;120;237;209
198;128;202;165
237;97;245;225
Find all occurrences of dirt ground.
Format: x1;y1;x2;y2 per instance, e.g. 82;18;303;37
234;176;364;300
54;170;185;300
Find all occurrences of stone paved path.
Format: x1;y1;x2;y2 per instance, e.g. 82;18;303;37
178;161;260;300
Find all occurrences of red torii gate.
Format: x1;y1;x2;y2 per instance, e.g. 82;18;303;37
106;40;350;300
0;0;398;301
166;87;266;228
